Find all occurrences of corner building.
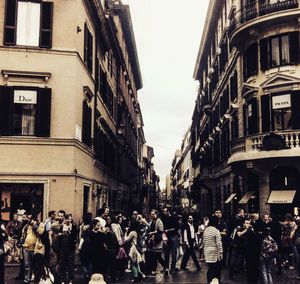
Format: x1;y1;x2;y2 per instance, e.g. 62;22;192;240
0;0;146;222
192;0;300;217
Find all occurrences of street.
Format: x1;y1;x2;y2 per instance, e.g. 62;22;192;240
4;260;300;284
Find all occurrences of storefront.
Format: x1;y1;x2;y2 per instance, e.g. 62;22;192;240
0;182;47;222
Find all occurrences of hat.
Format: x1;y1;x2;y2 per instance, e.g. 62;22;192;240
88;273;106;284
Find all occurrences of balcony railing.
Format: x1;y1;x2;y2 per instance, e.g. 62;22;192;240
229;0;299;36
231;130;300;154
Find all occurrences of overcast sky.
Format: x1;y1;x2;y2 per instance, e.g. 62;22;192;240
122;0;210;188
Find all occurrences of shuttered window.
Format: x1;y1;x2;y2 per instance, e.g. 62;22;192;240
243;42;258;79
0;86;51;137
260;32;300;71
84;23;93;74
261;94;270;133
248;98;258;135
291;93;300;129
4;0;53;48
82;100;92;147
230;70;238;101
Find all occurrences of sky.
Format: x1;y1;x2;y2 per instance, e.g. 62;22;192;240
122;0;210;188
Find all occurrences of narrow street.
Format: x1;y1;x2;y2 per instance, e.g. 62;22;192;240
4;260;300;284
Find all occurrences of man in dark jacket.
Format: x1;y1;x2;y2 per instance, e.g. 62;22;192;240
57;214;77;284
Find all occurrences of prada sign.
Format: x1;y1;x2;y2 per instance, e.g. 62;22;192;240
272;94;291;110
14;90;37;104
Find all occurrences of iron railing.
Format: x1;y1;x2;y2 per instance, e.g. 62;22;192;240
229;0;299;36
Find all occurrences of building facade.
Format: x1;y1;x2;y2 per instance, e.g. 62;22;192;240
191;0;300;218
0;0;152;222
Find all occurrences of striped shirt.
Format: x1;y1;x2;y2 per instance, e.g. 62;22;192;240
203;226;223;263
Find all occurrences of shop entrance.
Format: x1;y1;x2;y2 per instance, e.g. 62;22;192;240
0;183;44;221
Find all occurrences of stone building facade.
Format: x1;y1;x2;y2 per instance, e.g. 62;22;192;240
191;0;300;217
0;0;152;222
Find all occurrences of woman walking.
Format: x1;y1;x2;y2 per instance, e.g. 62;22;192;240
203;216;223;284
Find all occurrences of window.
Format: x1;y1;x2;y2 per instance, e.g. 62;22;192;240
84;23;93;73
4;0;53;47
260;32;299;70
272;94;292;131
0;86;51;136
243;42;258;79
244;98;258;135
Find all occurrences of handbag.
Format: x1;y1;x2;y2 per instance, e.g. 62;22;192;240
116;246;127;259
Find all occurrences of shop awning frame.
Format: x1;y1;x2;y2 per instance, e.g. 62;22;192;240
224;193;237;204
238;191;255;204
267;190;296;204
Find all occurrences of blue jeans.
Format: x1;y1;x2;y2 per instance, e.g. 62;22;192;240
164;236;179;270
23;249;34;283
260;256;273;284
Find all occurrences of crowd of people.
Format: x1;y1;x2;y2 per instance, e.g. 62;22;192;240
0;206;300;284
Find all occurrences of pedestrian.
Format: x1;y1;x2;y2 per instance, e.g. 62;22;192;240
161;207;179;274
0;214;8;284
31;253;56;284
88;273;106;284
123;221;144;282
290;216;300;280
146;209;167;275
214;209;228;267
180;215;201;271
198;216;209;261
260;227;278;284
203;215;223;284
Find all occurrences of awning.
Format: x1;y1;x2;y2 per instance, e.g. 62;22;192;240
224;193;237;204
267;190;296;204
239;191;255;204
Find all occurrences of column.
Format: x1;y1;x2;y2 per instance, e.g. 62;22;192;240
258;172;270;216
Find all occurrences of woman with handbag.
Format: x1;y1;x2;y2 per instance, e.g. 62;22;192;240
123;221;144;282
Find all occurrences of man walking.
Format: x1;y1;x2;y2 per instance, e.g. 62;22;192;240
180;215;201;271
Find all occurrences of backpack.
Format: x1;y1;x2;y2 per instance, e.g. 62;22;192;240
261;236;278;259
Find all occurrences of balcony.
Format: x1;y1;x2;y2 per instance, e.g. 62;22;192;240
229;130;300;164
229;0;299;46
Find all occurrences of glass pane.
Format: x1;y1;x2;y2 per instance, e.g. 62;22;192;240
13;104;36;135
283;108;292;129
281;35;290;65
271;37;280;67
16;2;40;46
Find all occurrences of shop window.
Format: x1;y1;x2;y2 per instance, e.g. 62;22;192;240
84;23;93;73
4;0;53;47
243;42;258;80
260;32;299;71
0;86;51;137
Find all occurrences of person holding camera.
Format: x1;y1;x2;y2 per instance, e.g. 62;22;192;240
56;214;78;284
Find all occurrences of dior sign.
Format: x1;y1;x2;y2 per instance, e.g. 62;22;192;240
14;90;37;104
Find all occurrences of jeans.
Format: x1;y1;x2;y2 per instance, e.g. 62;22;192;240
23;249;34;283
164;236;178;270
180;245;200;270
58;249;75;281
0;254;4;284
260;256;273;284
228;247;243;278
207;261;222;283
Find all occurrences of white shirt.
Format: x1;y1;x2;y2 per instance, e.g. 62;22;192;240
184;223;197;245
95;217;106;230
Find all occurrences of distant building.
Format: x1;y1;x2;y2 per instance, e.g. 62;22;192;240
191;0;300;217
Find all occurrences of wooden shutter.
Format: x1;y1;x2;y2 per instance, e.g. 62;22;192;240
292;92;300;130
243;103;248;135
260;38;269;71
88;31;93;73
35;88;51;137
4;0;17;45
0;86;13;135
40;2;53;48
249;98;258;134
82;101;91;146
84;23;88;68
289;32;299;64
261;94;270;133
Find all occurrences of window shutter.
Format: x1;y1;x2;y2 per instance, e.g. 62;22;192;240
289;32;299;64
88;32;93;73
292;92;300;130
84;23;88;68
249;98;258;134
40;2;53;48
261;94;270;133
36;88;51;137
260;38;269;71
0;86;13;135
4;0;17;45
250;42;258;76
82;101;91;146
243;104;248;136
